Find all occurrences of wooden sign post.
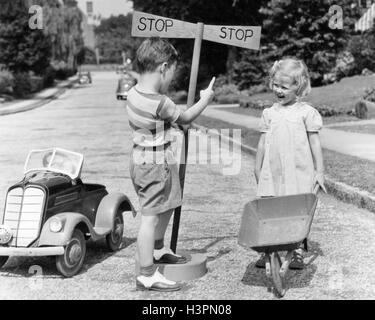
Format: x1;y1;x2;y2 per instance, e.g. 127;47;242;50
132;11;261;253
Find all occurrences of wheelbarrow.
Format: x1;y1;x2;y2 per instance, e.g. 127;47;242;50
238;185;320;297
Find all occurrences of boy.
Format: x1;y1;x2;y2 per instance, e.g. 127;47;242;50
127;37;215;292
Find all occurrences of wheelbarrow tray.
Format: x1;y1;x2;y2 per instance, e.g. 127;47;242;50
238;193;318;253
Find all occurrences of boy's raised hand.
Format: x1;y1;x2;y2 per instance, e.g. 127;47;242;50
200;77;216;103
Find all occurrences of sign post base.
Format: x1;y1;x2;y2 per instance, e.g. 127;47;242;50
135;251;208;282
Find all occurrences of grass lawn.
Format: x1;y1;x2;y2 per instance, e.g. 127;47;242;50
330;124;375;135
194;115;375;194
219;106;361;125
249;74;375;112
224;74;375;123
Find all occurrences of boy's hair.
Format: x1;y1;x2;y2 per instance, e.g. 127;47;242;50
134;37;179;74
269;57;311;97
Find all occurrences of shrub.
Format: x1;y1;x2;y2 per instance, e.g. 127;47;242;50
215;94;241;104
43;66;56;88
213;74;230;88
239;96;344;118
213;83;240;104
315;104;343;117
214;84;239;97
347;33;375;75
169;90;188;104
0;70;14;94
51;61;75;80
363;87;375;102
354;100;368;119
12;72;32;98
323;51;356;84
239;97;273;110
29;74;44;93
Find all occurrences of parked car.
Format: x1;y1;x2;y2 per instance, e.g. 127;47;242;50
78;71;92;85
116;65;127;74
0;148;136;277
116;74;137;100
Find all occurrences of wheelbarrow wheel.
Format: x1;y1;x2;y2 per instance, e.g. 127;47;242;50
270;252;286;298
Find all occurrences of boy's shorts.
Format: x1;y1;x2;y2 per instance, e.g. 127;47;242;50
129;145;182;216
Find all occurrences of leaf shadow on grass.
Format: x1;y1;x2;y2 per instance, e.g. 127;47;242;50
241;240;324;292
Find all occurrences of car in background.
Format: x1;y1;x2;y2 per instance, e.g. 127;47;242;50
78;71;92;85
116;65;127;74
116;74;137;100
0;148;136;277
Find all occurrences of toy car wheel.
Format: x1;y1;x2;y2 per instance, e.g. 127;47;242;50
56;229;86;277
0;256;9;268
106;211;124;251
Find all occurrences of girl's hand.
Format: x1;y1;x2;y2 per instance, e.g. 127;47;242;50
315;172;327;193
200;77;215;103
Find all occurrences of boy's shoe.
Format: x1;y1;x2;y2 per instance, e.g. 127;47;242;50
136;268;181;292
289;250;304;270
255;254;266;268
154;247;187;264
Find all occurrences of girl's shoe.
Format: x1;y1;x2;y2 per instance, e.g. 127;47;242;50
255;254;266;268
289;250;304;270
154;247;187;264
136;268;181;292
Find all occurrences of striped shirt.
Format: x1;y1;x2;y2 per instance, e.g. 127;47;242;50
126;86;181;147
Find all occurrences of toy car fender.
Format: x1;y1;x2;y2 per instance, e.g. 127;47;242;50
95;193;136;231
38;212;95;246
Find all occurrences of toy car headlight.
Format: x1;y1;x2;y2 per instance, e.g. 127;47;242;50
49;218;63;233
0;225;13;244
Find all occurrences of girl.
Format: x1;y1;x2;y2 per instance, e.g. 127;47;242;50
254;58;326;269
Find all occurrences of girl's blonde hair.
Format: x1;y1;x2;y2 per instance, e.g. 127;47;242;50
269;58;311;98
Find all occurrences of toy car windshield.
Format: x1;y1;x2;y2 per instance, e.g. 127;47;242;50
24;148;83;179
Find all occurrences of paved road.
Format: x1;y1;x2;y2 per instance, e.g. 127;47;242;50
0;72;375;300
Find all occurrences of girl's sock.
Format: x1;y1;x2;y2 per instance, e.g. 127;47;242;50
154;238;164;250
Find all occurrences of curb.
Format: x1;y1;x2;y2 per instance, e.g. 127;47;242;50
192;123;375;214
0;78;78;116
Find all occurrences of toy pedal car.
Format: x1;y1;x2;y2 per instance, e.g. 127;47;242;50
0;148;136;277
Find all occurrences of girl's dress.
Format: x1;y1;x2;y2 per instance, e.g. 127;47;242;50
257;101;322;197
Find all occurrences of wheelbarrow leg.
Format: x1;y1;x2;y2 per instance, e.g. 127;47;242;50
270;252;286;298
265;254;271;278
279;250;293;278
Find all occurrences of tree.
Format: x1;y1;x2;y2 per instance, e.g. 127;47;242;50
233;0;363;87
0;0;52;75
95;14;142;64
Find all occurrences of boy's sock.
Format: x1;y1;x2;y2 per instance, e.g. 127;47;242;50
139;264;157;277
154;238;164;250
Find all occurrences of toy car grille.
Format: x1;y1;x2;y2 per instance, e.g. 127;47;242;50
3;187;45;247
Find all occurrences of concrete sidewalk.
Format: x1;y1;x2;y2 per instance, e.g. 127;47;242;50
0;76;78;116
203;106;375;162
